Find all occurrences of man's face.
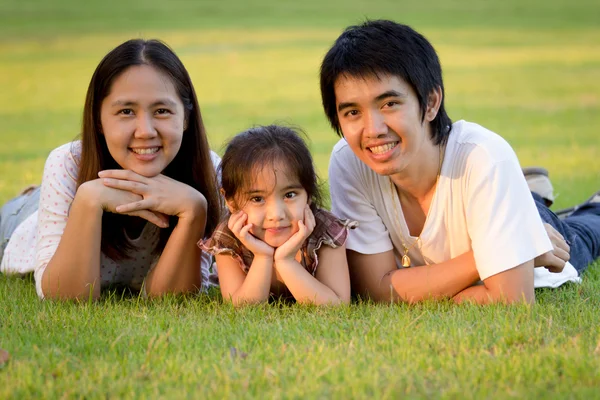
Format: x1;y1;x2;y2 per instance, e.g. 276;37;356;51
334;74;437;177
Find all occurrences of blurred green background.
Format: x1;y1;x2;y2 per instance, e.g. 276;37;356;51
1;2;600;397
1;0;599;207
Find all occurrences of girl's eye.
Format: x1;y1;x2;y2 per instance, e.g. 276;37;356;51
284;191;297;199
118;109;134;116
249;196;264;203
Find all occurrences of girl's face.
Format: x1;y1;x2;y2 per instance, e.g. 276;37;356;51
100;64;186;177
232;163;309;248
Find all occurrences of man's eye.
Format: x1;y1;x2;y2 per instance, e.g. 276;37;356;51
383;101;399;108
344;110;359;117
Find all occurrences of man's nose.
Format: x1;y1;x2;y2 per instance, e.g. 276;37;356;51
364;111;387;137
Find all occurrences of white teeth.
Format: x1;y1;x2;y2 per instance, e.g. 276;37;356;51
369;142;397;154
131;147;159;155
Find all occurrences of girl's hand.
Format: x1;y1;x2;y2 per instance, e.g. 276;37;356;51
80;179;169;228
274;205;315;262
228;211;274;258
98;170;207;221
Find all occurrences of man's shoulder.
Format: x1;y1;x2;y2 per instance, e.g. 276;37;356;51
331;138;351;155
451;120;516;164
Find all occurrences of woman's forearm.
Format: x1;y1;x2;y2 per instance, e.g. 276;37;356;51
144;208;206;296
41;184;103;300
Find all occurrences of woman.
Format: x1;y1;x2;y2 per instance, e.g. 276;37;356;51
0;39;221;300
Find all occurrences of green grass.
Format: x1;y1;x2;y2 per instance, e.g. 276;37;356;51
1;0;600;397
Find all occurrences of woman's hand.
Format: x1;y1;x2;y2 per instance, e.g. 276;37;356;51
227;211;274;258
80;179;169;228
534;223;570;273
274;205;315;262
98;170;207;222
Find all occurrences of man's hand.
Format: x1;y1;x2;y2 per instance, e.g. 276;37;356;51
534;223;570;273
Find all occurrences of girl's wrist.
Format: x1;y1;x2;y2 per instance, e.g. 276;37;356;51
273;258;300;271
252;254;275;264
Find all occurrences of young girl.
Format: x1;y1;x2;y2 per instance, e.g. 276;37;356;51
200;125;355;306
0;39;221;300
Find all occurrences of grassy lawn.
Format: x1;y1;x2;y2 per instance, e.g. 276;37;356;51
1;0;599;397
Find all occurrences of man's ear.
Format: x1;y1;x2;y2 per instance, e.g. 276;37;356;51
425;86;442;122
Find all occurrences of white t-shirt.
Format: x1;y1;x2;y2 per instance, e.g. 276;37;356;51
329;120;555;282
1;141;221;298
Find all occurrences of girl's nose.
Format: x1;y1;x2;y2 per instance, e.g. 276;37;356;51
266;200;286;221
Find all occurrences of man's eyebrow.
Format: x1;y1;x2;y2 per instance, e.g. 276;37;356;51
375;90;406;102
337;90;407;112
337;101;357;112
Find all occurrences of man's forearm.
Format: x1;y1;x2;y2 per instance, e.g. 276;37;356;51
385;251;480;303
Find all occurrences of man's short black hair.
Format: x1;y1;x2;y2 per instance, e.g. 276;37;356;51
320;20;452;145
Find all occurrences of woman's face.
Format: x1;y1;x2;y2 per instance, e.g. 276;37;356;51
99;64;186;177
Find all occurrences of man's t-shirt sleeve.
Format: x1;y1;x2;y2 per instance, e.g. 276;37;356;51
328;142;393;255
465;146;552;280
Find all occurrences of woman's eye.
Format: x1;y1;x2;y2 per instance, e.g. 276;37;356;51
155;108;171;115
118;109;134;116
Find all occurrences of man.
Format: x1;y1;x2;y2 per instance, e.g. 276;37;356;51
322;20;600;304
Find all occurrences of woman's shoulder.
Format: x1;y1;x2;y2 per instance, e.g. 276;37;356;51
44;141;81;181
44;141;81;179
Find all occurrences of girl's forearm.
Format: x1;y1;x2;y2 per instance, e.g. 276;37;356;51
228;255;274;306
275;260;346;305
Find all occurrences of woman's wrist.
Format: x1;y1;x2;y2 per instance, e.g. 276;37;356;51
178;190;208;221
75;180;105;214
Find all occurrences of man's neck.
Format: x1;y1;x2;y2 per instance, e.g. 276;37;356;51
390;143;442;203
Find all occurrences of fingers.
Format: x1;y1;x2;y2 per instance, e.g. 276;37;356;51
126;210;169;228
228;211;248;234
115;199;156;214
304;206;316;233
101;177;148;195
98;169;149;183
